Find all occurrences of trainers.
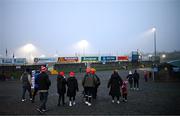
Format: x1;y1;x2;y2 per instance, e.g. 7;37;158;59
136;88;139;90
73;101;76;105
21;99;26;102
117;101;120;104
42;109;47;112
112;100;115;103
124;100;127;102
85;101;89;104
30;98;32;101
87;102;91;106
69;101;72;107
36;108;43;113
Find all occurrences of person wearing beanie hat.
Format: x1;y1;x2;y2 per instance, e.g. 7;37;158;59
126;70;134;90
82;68;97;106
57;71;66;106
36;66;51;113
67;72;79;107
91;68;100;99
41;66;47;72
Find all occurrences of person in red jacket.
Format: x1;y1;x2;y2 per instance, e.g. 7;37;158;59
121;80;128;102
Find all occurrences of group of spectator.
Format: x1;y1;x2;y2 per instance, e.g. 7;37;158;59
20;66;140;114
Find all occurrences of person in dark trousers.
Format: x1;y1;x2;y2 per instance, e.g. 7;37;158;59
31;70;40;103
20;68;32;102
108;70;123;104
82;68;97;106
67;72;79;107
91;68;100;99
57;71;67;106
133;70;140;90
36;66;51;113
126;71;133;90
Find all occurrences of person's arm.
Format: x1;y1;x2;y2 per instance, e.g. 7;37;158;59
28;74;32;85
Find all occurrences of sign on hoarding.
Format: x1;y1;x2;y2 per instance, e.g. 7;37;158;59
81;57;99;62
117;56;129;61
34;58;57;64
58;57;78;63
101;56;116;62
132;51;139;62
14;58;26;64
2;58;13;64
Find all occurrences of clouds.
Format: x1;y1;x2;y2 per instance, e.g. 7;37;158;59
0;0;180;57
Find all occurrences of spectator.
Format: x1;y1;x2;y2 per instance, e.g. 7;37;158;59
82;68;97;106
57;71;67;106
126;71;133;90
133;70;140;90
36;66;51;113
67;72;79;107
121;80;128;102
144;71;148;82
91;68;100;99
31;70;40;103
108;70;123;104
20;68;32;102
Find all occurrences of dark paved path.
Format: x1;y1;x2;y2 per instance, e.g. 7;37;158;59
0;70;180;115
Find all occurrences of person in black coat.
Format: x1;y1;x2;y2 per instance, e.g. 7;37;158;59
36;66;51;113
108;70;123;104
57;71;66;106
67;72;79;107
133;70;140;90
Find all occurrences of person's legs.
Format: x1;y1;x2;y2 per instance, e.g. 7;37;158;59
117;96;120;104
137;80;139;90
42;92;48;110
84;87;89;103
88;87;93;105
57;94;61;106
27;86;32;100
73;96;76;105
69;96;72;106
62;94;65;105
111;95;115;103
32;88;38;103
22;87;26;101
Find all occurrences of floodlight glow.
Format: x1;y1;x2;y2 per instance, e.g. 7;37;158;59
40;54;46;58
148;54;152;57
162;54;166;58
78;40;89;49
152;27;156;32
23;43;35;53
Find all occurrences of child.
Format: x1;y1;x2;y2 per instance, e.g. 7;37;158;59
121;80;128;102
57;71;66;106
67;72;79;107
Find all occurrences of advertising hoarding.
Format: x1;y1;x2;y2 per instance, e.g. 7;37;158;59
58;57;78;63
34;57;57;64
81;57;99;62
117;56;129;61
101;56;116;62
